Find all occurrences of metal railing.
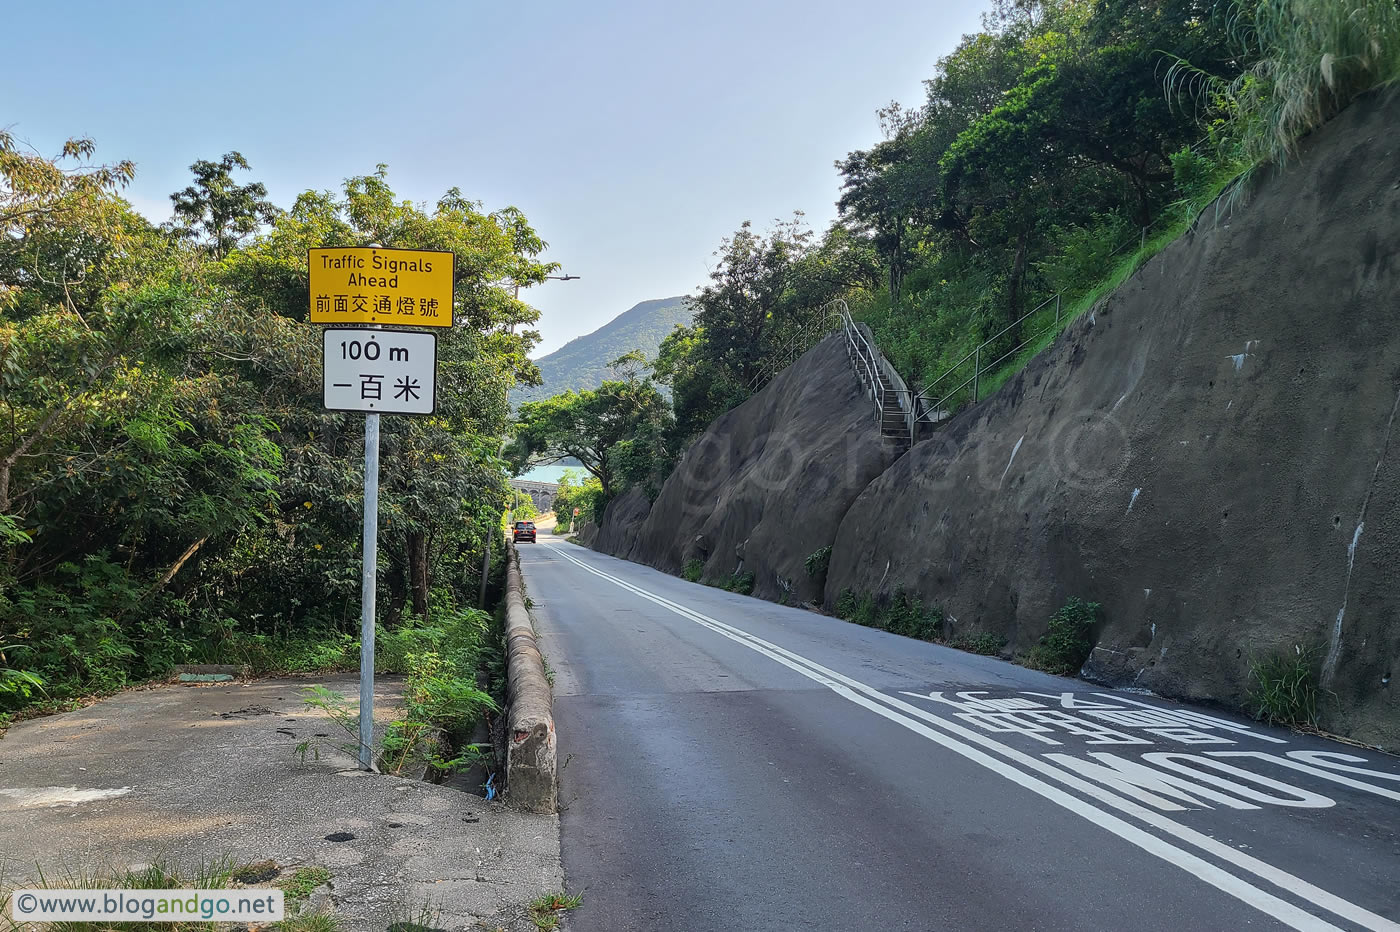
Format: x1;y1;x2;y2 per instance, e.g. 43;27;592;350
910;211;1202;423
762;199;1205;433
834;300;917;445
915;293;1063;422
746;308;844;393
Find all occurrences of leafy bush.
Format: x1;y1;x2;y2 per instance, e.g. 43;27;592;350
883;589;943;641
552;470;606;528
509;494;539;522
1037;214;1133;299
1;555;164;706
834;588;879;626
1169;145;1220;207
682;558;704;583
804;546;832;579
1247;649;1321;727
295;604;497;777
0;142;534;721
209;625;357;676
380;652;496;776
376;605;491;676
1023;598;1100;676
832;587;941;639
715;571;755;595
0;666;44;706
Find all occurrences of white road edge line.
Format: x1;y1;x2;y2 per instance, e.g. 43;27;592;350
540;542;1399;932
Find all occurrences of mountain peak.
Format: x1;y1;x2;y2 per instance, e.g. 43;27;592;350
512;296;694;404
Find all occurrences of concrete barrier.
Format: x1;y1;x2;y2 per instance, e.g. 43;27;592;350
504;543;557;812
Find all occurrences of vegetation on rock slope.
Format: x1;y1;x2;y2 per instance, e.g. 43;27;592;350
518;0;1400;517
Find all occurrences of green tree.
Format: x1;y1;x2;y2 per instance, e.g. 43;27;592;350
552;469;604;529
834;105;930;302
0;131;554;706
652;323;727;445
170;151;280;259
508;376;671;499
688;216;815;392
219;166;554;622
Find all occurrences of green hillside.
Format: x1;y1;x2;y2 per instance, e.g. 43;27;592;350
513;296;693;404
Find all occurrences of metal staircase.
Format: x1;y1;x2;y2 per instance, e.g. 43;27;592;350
833;302;918;449
751;298;922;448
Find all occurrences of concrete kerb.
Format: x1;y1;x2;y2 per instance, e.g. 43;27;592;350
504;542;558;812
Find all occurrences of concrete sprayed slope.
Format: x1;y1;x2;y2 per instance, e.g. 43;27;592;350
828;86;1400;747
598;334;900;603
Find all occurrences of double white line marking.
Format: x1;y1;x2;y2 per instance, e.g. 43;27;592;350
542;543;1398;932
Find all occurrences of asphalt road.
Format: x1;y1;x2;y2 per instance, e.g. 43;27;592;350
519;540;1400;932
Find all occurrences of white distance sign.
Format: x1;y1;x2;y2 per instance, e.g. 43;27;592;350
323;328;436;415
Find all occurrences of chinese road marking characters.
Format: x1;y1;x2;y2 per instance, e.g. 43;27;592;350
899;690;1288;747
897;688;1400;814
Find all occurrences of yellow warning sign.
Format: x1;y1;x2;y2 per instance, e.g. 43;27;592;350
308;247;454;327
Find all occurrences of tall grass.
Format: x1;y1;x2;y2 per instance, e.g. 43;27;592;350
1247;649;1322;727
1172;0;1400;169
1252;0;1400;156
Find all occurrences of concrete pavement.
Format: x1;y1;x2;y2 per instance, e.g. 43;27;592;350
0;674;561;931
521;539;1400;932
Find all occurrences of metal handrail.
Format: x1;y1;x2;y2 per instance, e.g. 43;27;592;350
746;296;919;444
915;292;1062;416
840;309;883;418
832;300;917;444
915;294;1063;421
746;307;845;392
911;214;1189;423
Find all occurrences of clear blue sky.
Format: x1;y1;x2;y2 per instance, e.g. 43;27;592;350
3;0;985;355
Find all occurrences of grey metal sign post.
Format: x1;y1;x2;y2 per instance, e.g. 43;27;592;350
320;326;440;769
358;411;379;768
309;245;453;771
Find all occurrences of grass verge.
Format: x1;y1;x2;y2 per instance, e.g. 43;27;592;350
293;606;498;780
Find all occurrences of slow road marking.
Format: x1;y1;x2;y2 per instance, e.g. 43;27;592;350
540;542;1399;932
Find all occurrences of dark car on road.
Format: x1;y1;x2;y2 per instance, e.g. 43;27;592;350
513;521;536;543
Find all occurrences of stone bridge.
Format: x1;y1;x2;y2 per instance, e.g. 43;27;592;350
509;479;559;513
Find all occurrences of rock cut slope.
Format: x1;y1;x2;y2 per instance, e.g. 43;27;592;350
595;86;1400;747
829;86;1400;747
591;335;902;605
